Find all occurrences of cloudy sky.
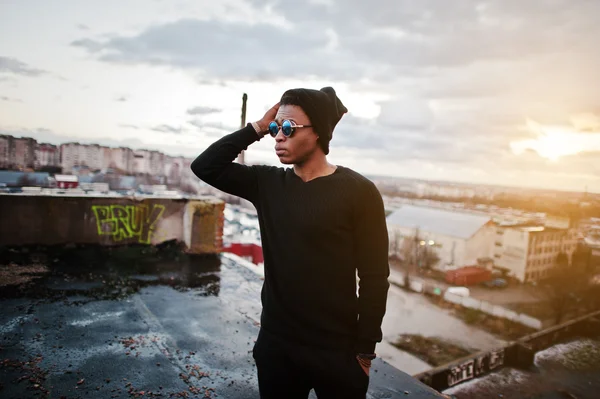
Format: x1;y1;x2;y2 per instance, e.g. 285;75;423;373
1;0;599;193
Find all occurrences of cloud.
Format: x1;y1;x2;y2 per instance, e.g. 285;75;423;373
8;0;599;191
68;1;600;116
70;38;108;54
376;99;435;131
1;96;23;103
187;106;220;115
0;56;47;77
70;18;362;80
77;24;90;31
119;124;140;130
187;119;237;133
0;76;18;85
150;124;185;134
571;113;600;133
115;95;128;102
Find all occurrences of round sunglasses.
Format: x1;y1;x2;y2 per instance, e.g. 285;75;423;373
268;120;313;137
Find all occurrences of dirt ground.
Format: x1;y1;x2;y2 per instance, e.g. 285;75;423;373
390;334;475;367
467;284;541;305
0;263;48;287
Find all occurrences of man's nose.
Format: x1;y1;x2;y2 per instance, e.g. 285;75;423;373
275;130;286;142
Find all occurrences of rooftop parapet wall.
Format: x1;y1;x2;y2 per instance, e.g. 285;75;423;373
0;194;225;254
414;309;600;392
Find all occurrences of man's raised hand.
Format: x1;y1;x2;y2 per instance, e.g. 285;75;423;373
256;102;281;133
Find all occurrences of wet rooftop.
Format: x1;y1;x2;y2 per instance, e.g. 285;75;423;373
0;244;446;399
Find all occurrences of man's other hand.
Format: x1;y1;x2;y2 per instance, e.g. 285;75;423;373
356;355;370;376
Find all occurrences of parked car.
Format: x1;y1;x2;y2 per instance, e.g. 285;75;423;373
483;278;508;289
447;286;470;297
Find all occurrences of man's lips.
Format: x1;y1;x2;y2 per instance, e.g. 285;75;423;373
275;147;286;156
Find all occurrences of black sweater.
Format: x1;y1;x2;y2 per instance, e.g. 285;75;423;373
191;124;390;354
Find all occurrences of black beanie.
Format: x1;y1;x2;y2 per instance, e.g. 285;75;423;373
280;87;348;155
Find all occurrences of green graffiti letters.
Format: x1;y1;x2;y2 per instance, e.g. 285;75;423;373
91;204;166;244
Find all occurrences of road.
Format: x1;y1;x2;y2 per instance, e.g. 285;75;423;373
378;282;505;375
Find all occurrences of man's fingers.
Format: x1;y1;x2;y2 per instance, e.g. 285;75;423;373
263;102;280;120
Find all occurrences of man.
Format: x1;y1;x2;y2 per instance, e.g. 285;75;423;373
191;87;390;398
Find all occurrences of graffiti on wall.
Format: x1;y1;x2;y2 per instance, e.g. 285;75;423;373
91;204;166;244
447;348;504;387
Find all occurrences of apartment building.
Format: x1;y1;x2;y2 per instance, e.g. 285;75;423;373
149;150;165;176
131;150;151;175
103;146;133;173
35;143;60;168
0;135;9;169
0;136;38;170
164;156;185;184
494;225;578;282
60;142;104;173
1;135;196;188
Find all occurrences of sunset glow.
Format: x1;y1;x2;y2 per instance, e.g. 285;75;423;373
510;119;600;161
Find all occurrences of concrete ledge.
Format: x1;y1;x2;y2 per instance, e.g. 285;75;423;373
414;310;600;392
0;193;224;254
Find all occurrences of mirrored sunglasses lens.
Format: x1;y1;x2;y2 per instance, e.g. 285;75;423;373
268;122;279;136
282;120;293;136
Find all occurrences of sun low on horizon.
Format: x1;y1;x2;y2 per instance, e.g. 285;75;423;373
510;116;600;162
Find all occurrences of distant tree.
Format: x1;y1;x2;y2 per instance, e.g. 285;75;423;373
397;233;417;287
389;230;402;261
179;182;198;195
396;229;441;286
37;165;62;174
420;245;441;270
539;252;590;325
582;279;600;313
572;245;593;274
16;173;36;187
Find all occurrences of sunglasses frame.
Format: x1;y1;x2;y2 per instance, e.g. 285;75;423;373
268;119;313;138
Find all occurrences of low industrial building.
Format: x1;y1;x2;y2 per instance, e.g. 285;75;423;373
387;204;495;271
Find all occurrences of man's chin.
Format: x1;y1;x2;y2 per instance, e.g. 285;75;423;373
277;155;293;165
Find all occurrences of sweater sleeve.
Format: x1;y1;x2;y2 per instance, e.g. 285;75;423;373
354;183;390;354
191;124;262;203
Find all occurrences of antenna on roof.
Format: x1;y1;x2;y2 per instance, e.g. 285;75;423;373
236;93;247;165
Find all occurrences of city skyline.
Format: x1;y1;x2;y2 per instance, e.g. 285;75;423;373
1;1;600;193
1;129;598;196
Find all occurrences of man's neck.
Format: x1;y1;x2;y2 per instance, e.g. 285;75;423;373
293;154;337;183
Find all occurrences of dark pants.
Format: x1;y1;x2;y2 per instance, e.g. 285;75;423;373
252;328;369;399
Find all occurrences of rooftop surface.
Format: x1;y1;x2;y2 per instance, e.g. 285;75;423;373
0;245;445;399
387;204;492;239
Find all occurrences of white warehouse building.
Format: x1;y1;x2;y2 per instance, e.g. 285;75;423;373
387;205;496;271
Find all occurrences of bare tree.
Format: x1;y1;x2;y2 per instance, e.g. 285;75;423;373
389;230;402;261
420;245;441;270
539;252;589;325
398;231;419;287
390;227;442;288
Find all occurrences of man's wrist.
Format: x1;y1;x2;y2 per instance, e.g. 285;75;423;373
251;121;266;137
